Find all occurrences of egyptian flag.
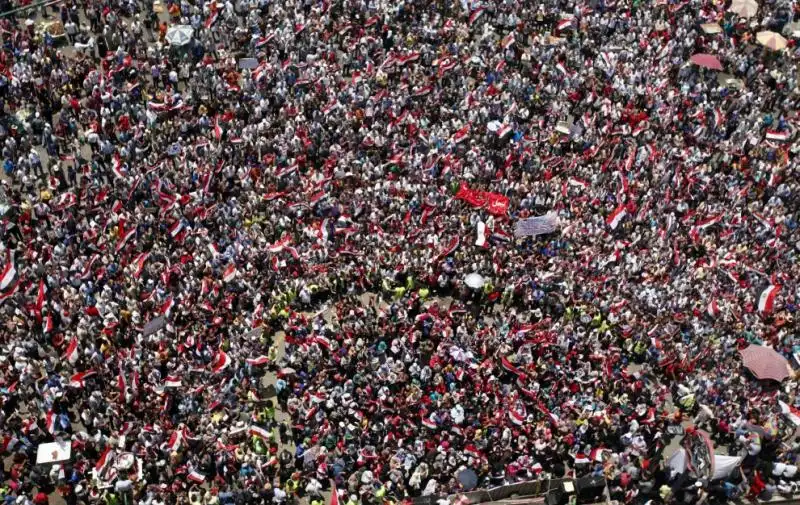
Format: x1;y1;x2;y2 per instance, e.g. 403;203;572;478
468;7;485;25
169;220;184;239
501;32;515;49
436;236;460;260
464;444;482;459
497;124;513;138
160;296;175;315
45;410;57;434
43;314;54;335
64;336;79;365
568;177;589;190
254;33;274;48
249;425;270;439
695;214;723;232
421;416;438;430
707;300;720;318
188;471;206;484
117;367;127;397
116;224;136;252
222;264;236;283
34;279;47;321
204;7;219;29
164;375;182;388
509;402;527;426
556;17;575;32
318;219;330;242
451;124;470;143
112;152;126;179
246;356;270;366
53;192;77;210
766;130;790;142
758;285;779;314
574;452;591;465
500;356;526;379
0;251;19;295
133;252;150;278
211;349;231;373
606;205;627;229
166;429;184;452
95;447;114;474
69;370;97;388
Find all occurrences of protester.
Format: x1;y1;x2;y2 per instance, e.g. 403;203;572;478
1;0;800;504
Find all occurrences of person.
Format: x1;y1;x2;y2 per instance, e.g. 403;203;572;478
0;0;799;504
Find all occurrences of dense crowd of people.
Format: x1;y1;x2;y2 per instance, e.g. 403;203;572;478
1;0;800;504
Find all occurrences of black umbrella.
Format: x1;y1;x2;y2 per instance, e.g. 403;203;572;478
457;469;478;491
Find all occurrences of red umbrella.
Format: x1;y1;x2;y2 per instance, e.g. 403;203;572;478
740;345;790;381
690;53;724;71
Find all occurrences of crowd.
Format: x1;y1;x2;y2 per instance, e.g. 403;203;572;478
1;0;800;504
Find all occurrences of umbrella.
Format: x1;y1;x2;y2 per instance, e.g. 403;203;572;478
690;53;723;71
729;0;758;18
700;23;722;34
756;31;788;50
457;469;478;491
740;344;790;381
165;25;194;46
464;273;485;289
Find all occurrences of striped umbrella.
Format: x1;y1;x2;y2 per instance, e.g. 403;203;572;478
740;345;790;381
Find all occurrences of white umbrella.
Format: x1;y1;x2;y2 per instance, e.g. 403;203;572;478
729;0;758;18
464;273;485;289
165;25;194;46
756;30;788;51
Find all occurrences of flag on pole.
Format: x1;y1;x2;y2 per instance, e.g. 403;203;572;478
246;356;270;366
133;252;150;278
45;410;57;434
160;296;175;315
707;300;720;318
34;279;46;320
556;17;575;31
468;7;485;25
758;285;779;314
164;375;182;388
69;370;96;388
64;336;79;365
766;130;790;141
188;471;206;484
116;225;136;252
249;425;270;439
606;205;627;229
95;447;114;474
111;153;126;179
211;350;231;373
222;264;236;282
0;251;18;293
